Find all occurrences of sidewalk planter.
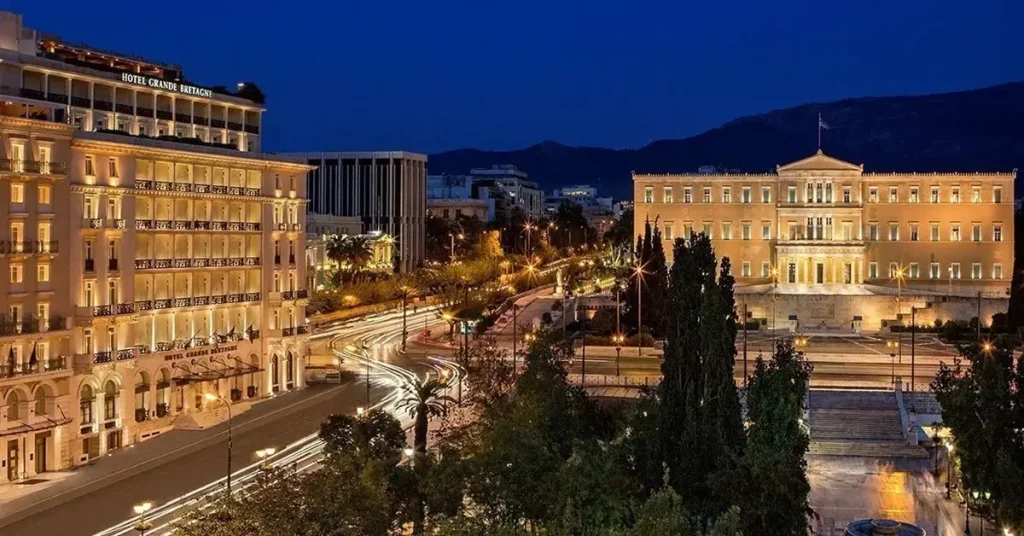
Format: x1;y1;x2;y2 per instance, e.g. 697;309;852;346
156;403;170;418
230;388;243;402
247;385;258;398
135;408;148;423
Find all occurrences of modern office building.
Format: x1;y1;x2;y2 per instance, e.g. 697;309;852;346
0;11;310;483
427;165;541;222
426;197;489;221
291;151;426;272
634;150;1015;331
543;184;613;216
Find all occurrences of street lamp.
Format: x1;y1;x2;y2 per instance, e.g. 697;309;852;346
256;447;276;471
613;334;624;376
203;392;233;495
946;442;954;499
133;502;153;535
400;286;410;352
633;262;647;358
356;406;365;416
886;340;899;387
404;447;415;468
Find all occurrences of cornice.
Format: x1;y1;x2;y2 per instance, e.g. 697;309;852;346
71;135;314;173
70;183;302;204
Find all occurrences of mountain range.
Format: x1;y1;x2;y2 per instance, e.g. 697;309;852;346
428;82;1024;201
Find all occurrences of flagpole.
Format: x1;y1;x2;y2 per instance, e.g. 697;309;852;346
817;113;822;149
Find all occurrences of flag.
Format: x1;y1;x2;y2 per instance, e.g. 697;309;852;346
245;323;255;341
29;342;37;368
226;325;236;340
818;115;830;130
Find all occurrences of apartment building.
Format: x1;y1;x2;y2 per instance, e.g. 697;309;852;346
0;11;310;483
634;150;1015;330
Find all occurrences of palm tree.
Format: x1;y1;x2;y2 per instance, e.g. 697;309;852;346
395;377;455;454
343;236;374;272
325;235;348;266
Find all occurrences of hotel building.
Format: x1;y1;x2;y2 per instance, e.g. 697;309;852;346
634;150;1015;331
0;11;310;483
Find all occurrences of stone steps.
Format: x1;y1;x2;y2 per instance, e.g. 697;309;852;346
808;390;898;410
809;408;905;442
809;441;929;459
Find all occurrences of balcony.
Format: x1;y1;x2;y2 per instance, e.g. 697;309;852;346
297;326;308;335
153;299;171;310
154;259;172;269
175;113;190;123
282;290;296;300
0;315;67;337
0;240;59;256
116;348;136;361
0;357;69;380
227;121;243;131
93;305;113;317
211;119;226;129
156;110;172;120
291;223;302;232
135;259;153;270
0;159;67;175
108;258;119;271
133;179;262;199
193;116;209;126
115;103;133;114
93;351;112;364
296;289;308;299
46;92;68;104
210;295;226;305
243;124;260;134
85;258;95;272
86;218;104;229
117;302;135;315
281;327;296;337
137;107;154;117
94;100;113;111
70;96;90;108
193;184;210;194
135;300;153;311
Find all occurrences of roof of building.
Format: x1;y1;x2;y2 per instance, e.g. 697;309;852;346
777;149;864;172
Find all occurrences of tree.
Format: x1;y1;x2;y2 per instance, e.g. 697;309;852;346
235;81;266;104
604;208;635;264
395;377;455;455
551;442;630;534
731;339;813;535
319;410;405;463
932;339;1024;532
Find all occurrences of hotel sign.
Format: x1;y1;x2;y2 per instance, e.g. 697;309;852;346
121;73;214;98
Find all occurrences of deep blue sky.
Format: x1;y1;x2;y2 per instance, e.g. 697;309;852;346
10;0;1024;154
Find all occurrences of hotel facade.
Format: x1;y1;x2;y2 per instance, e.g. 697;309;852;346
0;11;310;484
634;151;1015;331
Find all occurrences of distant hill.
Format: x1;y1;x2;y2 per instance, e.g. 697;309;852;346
428;82;1024;200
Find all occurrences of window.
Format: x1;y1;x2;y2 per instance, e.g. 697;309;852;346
11;183;24;203
663;224;673;241
10;263;22;283
761;261;770;277
994;186;1002;203
950;264;961;280
741;262;751;277
722;187;731;203
868;223;878;241
138;124;147;136
842;221;853;240
972;186;981;203
663;187;673;203
643;187;653;203
909;263;919;279
683;187;692;203
702;223;712;238
951;187;960;203
930;223;940;241
38;263;49;282
930;186;940;203
741;187;751;204
889;263;899;279
889;223;899;241
909;187;919;203
761;187;770;203
787;186;797;203
994;224;1003;242
703;188;712;203
950;223;961;242
868;263;878;279
994;264;1003;280
721;222;732;240
868;187;878;203
761;223;771;240
85;155;95;176
94;116;106;131
972;264;982;280
38;185;51;205
842;186;851;204
972;223;982;242
889;186;898;203
910;223;919;241
741;223;751;240
930;263;940;279
108;158;119;178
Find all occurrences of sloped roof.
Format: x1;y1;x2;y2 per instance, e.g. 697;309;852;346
777;149;863;172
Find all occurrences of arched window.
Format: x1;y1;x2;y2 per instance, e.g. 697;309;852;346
103;380;119;420
271;355;280;392
79;384;94;425
156;369;171;417
286;352;294;389
6;390;23;421
135;371;151;422
33;387;49;416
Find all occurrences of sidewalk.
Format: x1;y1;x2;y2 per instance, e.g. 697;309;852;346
0;385;342;528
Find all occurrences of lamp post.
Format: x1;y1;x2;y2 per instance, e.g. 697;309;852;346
133;502;153;536
579;292;587;385
203;392;233;496
404;447;415;469
886;340;899;387
613;334;623;376
256;447;276;471
401;286;409;352
946;442;954;499
512;303;519;374
911;306;917;391
634;262;645;358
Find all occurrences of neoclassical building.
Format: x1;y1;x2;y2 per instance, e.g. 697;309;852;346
634;151;1015;331
0;11;310;483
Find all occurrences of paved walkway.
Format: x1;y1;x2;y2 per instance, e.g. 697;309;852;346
0;385;343;528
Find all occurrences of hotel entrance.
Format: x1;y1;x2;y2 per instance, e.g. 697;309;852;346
7;439;19;481
34;432;50;474
816;263;825;284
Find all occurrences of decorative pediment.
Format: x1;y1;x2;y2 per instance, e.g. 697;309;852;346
777;150;863;173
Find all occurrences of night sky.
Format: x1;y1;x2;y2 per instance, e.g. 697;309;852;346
10;0;1024;154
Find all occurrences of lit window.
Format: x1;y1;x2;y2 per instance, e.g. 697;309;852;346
909;187;919;203
909;263;919;279
910;223;919;241
994;224;1003;242
761;187;770;203
972;264;982;280
971;186;981;203
889;263;899;279
930;223;940;241
889;186;898;203
761;223;771;240
10;183;24;203
702;223;712;238
787;186;797;203
972;224;981;242
109;158;119;178
703;188;712;203
742;223;751;240
643;187;653;203
950;264;961;280
930;263;940;279
842;186;851;204
761;261;770;277
950;224;961;242
683;187;692;203
994;187;1002;203
951;187;960;203
868;223;878;241
38;263;49;282
868;187;878;203
10;263;22;283
741;187;751;204
38;185;51;205
722;188;731;204
868;263;878;279
930;187;940;203
663;224;673;241
721;222;732;240
85;155;95;176
889;223;899;241
994;264;1003;280
741;262;751;277
663;187;673;203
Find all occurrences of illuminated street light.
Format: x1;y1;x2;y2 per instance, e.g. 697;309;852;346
133;502;153;535
256;447;276;471
982;341;993;353
204;392;234;495
356;406;365;416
